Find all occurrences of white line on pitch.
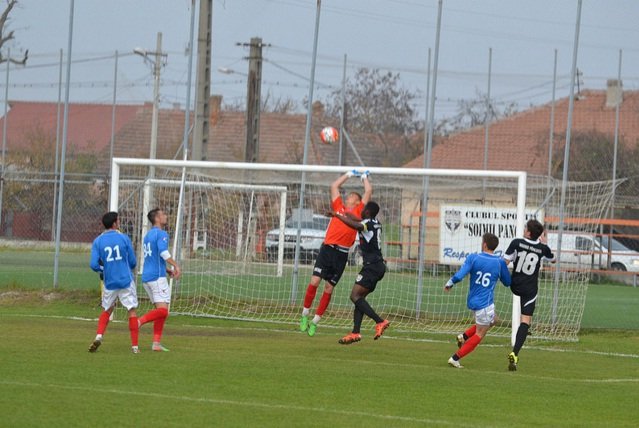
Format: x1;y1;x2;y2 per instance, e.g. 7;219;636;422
0;380;467;427
5;313;639;360
3;314;638;384
185;322;639;360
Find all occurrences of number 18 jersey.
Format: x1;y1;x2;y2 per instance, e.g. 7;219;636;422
504;238;555;293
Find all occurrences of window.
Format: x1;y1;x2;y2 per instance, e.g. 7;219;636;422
575;236;593;251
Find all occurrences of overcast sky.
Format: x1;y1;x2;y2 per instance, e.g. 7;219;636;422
6;0;639;119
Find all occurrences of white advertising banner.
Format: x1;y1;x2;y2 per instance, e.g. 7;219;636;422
439;205;543;265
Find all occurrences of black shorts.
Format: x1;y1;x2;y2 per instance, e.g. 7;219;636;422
312;244;349;286
511;284;537;316
354;261;386;292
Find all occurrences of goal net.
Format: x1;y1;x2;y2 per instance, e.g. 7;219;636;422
111;158;614;342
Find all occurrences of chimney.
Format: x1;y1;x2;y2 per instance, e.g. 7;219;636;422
605;79;623;108
209;95;222;125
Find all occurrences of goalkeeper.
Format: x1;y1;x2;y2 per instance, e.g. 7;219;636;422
299;169;372;337
444;233;511;368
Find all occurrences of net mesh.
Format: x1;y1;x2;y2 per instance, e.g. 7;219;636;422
114;162;614;341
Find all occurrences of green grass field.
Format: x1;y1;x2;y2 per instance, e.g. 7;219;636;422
2;248;638;331
1;289;638;428
2;248;638;426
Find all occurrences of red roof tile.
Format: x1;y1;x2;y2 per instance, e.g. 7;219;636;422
403;90;639;174
0;101;141;154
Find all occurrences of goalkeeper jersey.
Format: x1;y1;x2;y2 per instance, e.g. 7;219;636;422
324;197;364;249
90;230;136;290
450;252;511;311
142;226;171;282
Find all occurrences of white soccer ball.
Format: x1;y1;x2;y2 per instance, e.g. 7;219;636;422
320;126;339;145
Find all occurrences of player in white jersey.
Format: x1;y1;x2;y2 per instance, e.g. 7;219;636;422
88;211;140;353
139;208;181;352
503;219;555;371
444;233;511;368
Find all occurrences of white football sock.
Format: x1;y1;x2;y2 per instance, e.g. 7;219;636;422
312;315;321;325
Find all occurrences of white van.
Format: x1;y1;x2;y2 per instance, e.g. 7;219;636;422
547;232;639;272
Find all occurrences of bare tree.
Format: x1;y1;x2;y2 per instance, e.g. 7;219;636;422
260;91;299;114
0;0;28;65
548;130;638;183
436;89;518;136
324;68;420;136
222;91;300;114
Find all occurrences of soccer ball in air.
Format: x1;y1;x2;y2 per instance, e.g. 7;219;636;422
320;126;339;145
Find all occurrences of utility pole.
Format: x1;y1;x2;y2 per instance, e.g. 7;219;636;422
576;68;582;95
134;32;167;272
149;33;164;176
0;49;10;233
133;32;167;191
338;54;347;166
242;37;264;163
192;0;212;161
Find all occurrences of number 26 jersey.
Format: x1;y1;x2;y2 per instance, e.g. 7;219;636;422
504;238;555;292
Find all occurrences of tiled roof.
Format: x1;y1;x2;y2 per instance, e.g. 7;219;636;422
0;100;142;154
1;98;413;170
113;99;414;167
403;90;639;173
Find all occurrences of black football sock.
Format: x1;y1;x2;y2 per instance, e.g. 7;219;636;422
354;297;383;324
353;307;364;334
513;322;530;355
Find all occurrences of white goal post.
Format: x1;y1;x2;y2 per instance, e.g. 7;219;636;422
110;157;612;342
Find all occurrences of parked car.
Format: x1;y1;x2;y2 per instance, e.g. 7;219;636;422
265;212;330;263
547;232;639;272
265;210;360;264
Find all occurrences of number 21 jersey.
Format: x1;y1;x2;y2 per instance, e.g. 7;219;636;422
504;238;555;292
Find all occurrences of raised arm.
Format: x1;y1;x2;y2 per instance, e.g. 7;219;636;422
361;171;373;204
330;170;360;202
539;231;557;264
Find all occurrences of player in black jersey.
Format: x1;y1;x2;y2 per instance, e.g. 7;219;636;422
328;201;390;344
503;219;555;371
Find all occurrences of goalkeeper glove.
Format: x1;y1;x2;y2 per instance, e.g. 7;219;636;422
346;169;361;178
444;279;454;289
360;170;370;181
